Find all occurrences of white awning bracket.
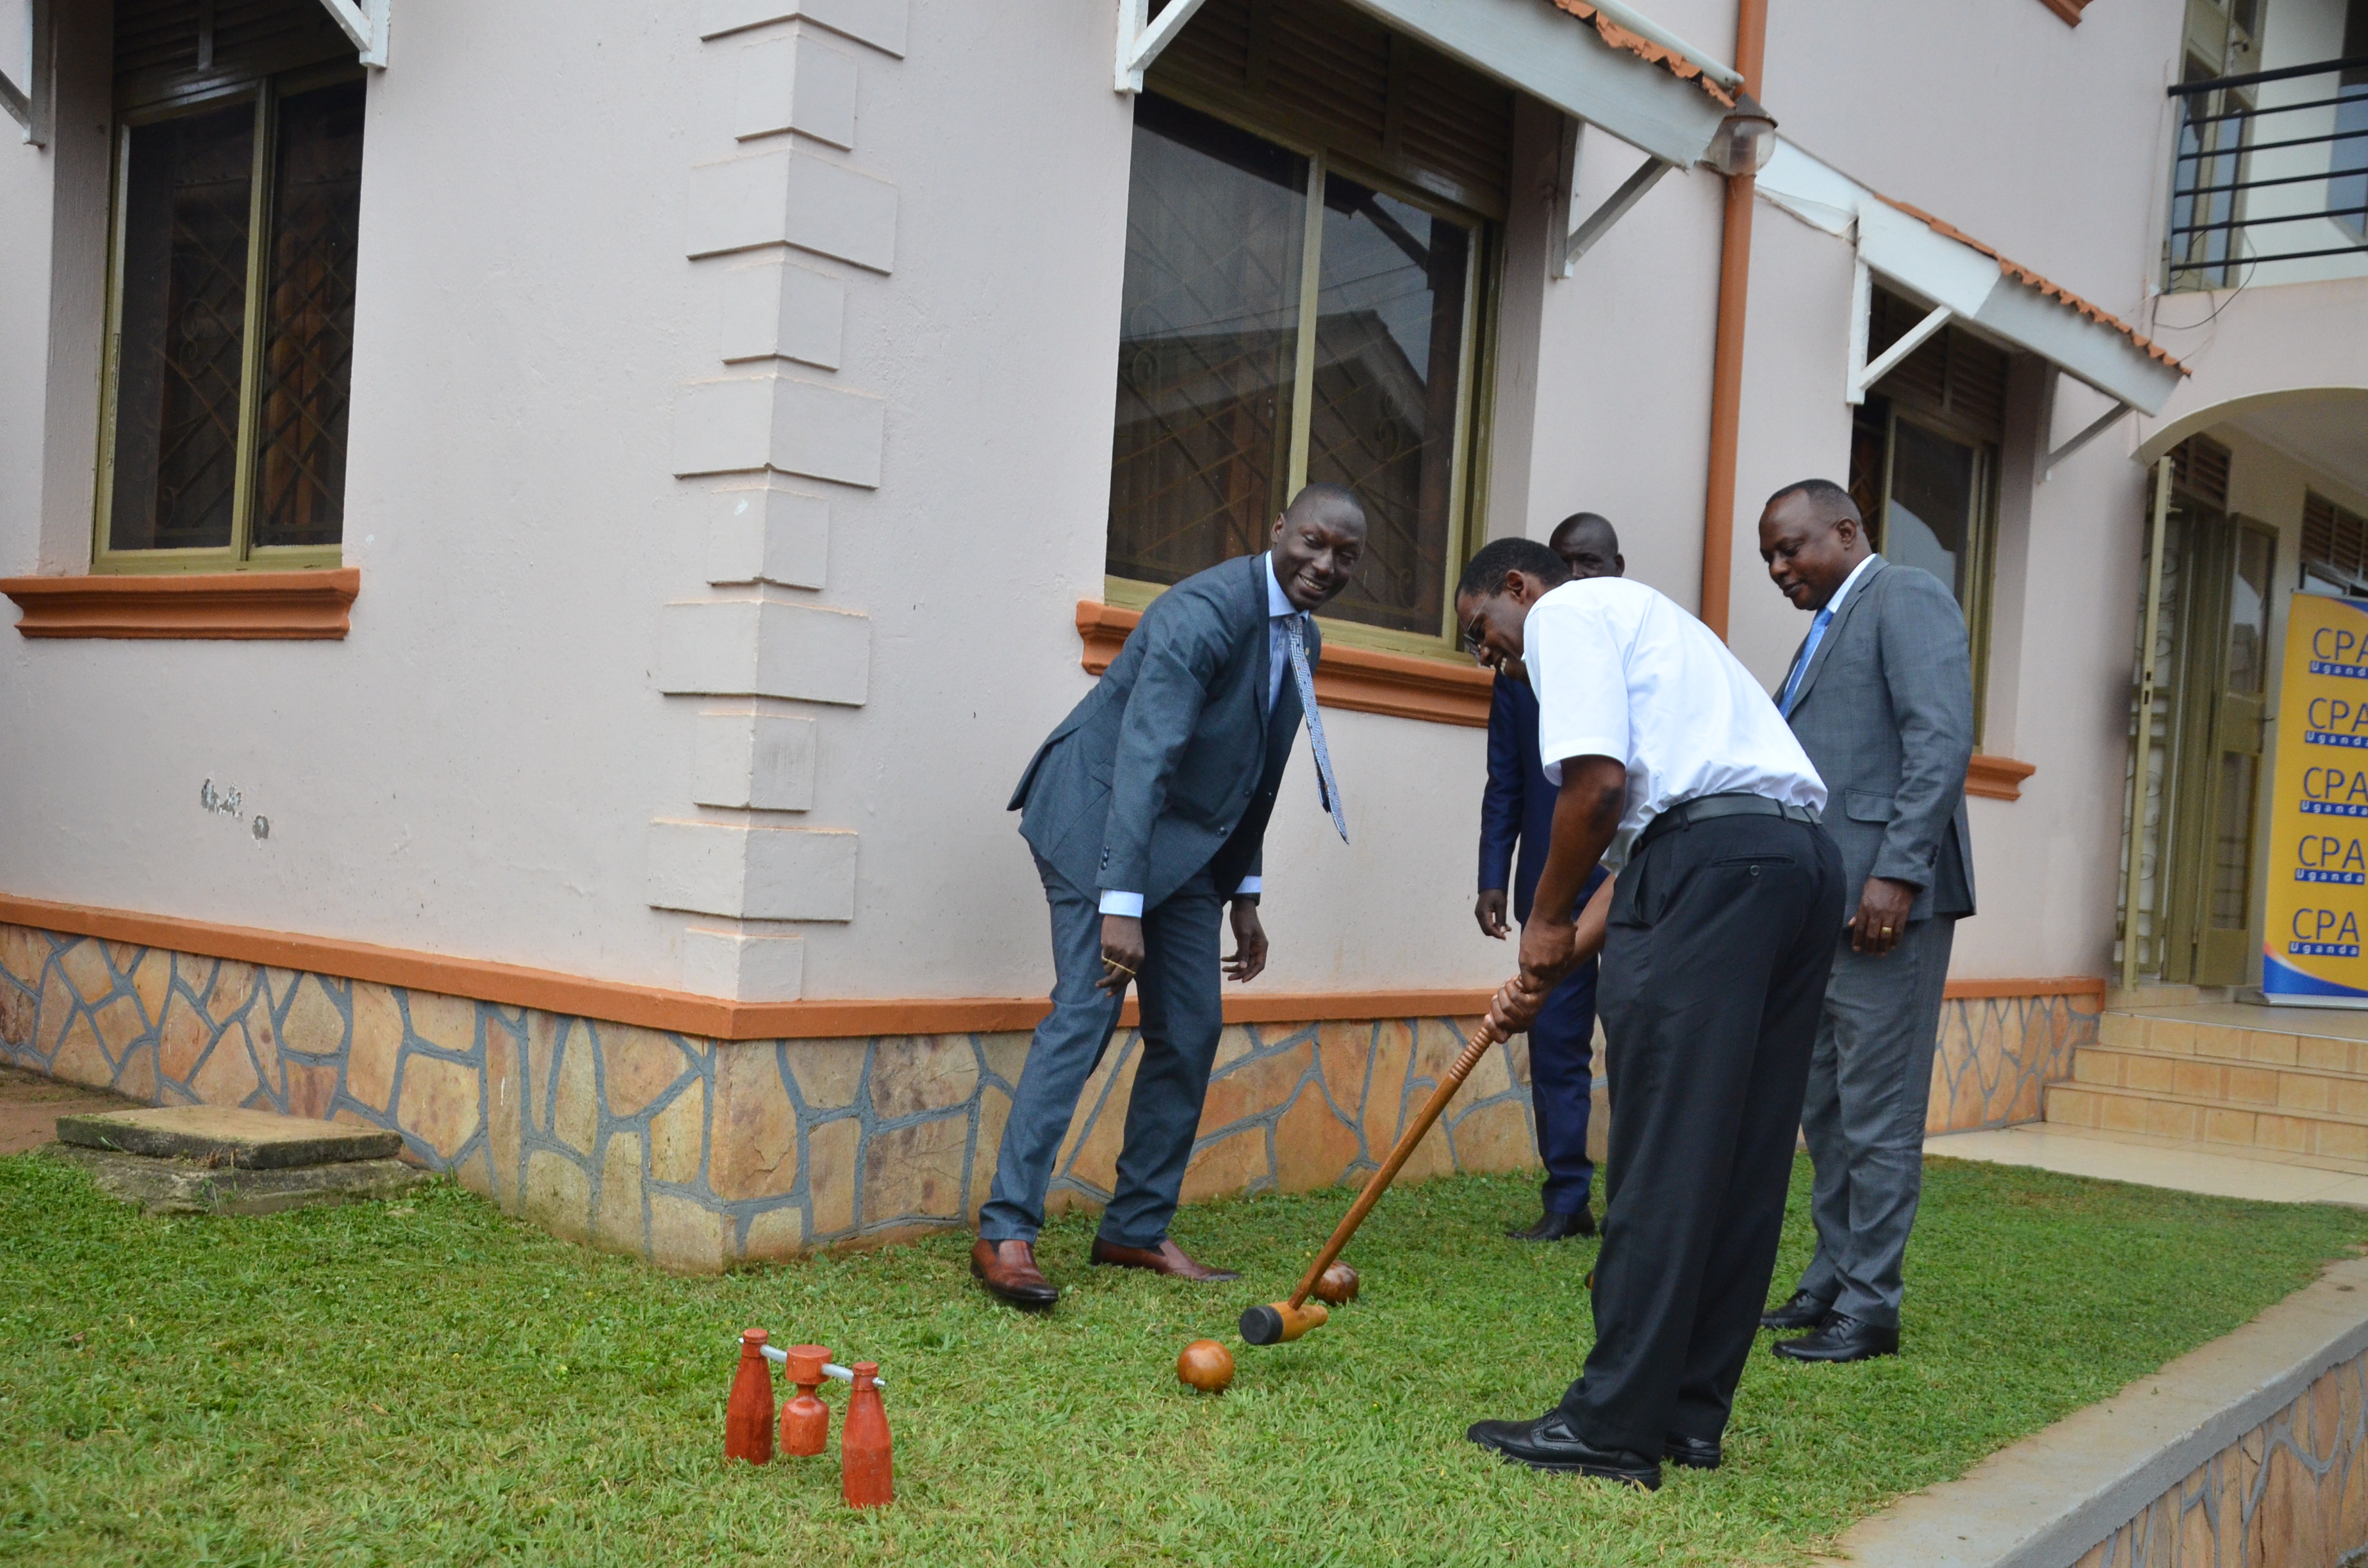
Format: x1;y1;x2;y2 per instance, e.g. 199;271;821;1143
315;0;389;69
1115;0;1210;93
1849;297;1952;405
2044;396;2135;480
1563;152;1676;272
2;0;53;145
1761;138;2185;416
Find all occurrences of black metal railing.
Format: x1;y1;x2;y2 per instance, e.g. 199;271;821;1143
2167;53;2368;289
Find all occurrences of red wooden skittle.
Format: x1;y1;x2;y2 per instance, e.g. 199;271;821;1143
840;1360;893;1507
724;1328;775;1464
780;1343;831;1457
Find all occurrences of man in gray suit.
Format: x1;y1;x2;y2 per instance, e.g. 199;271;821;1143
974;484;1364;1307
1754;478;1975;1363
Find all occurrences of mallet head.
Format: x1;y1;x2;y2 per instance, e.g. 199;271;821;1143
1238;1298;1329;1346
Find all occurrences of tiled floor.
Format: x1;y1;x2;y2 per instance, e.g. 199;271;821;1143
0;1063;135;1157
1927;1121;2368;1207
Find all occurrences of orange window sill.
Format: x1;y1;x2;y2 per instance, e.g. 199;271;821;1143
2;568;360;640
1966;754;2037;801
1076;603;2044;807
1075;600;1494;727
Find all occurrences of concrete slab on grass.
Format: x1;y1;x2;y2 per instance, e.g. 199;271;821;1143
51;1144;429;1216
55;1106;402;1169
1819;1255;2368;1567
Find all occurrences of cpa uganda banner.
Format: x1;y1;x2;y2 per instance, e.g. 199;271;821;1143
2267;591;2368;1005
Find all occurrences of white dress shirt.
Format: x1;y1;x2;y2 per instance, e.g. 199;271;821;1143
1525;576;1827;840
1098;555;1290;917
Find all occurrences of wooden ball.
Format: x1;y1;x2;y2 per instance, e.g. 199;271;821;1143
1176;1338;1235;1394
1313;1262;1361;1305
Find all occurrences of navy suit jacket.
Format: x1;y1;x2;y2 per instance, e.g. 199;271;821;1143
1009;555;1310;910
1480;676;1558;921
1482;671;1623;924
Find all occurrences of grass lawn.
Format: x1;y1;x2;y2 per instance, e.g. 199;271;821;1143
3;1152;2365;1567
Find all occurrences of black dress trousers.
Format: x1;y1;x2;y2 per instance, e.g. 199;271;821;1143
1559;810;1845;1455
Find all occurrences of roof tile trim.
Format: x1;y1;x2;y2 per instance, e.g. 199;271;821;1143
1874;193;2189;374
1547;0;1737;107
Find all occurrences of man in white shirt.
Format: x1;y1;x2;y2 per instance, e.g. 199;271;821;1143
1453;536;1844;1489
983;486;1363;1308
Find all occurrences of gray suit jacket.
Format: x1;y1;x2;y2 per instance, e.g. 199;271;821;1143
1009;554;1311;910
1778;555;1977;921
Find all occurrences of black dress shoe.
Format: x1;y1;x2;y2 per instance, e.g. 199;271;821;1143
1465;1410;1661;1489
1759;1290;1834;1332
1506;1207;1596;1242
1772;1313;1899;1363
1662;1433;1722;1471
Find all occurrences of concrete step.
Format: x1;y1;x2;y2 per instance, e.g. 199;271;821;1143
2068;1046;2368;1119
2105;984;2206;1011
2044;1082;2368;1168
55;1106;402;1170
51;1145;429;1216
2095;1011;2368;1075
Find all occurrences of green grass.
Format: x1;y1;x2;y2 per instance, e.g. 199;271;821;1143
1;1153;2364;1568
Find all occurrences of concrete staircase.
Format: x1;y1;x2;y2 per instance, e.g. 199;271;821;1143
2043;991;2368;1173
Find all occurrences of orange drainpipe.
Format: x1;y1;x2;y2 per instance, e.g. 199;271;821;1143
1699;0;1769;641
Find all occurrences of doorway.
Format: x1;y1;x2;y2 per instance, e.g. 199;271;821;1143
2152;440;2275;986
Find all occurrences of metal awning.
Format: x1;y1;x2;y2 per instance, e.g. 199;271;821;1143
1115;0;1738;169
1758;139;2186;446
4;0;384;145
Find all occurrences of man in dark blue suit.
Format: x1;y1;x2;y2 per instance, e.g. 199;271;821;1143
976;485;1365;1308
1476;512;1621;1241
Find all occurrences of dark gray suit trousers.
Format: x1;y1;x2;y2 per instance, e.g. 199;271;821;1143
977;853;1224;1248
1792;915;1956;1328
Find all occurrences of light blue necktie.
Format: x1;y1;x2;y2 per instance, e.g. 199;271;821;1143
1284;614;1349;843
1779;605;1834;717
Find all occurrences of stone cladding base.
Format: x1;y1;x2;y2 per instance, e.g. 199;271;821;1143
0;922;2093;1271
2078;1348;2368;1566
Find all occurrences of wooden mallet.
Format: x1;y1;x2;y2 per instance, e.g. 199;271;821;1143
1240;1016;1506;1345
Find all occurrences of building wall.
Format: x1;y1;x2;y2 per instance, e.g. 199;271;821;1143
7;0;2346;1029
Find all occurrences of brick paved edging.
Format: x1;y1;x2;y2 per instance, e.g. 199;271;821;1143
1821;1256;2368;1568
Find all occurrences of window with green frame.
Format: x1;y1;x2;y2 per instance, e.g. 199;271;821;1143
97;0;364;573
1105;0;1509;651
1848;286;2012;739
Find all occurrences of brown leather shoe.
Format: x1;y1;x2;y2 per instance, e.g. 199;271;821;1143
1089;1236;1240;1282
971;1238;1059;1308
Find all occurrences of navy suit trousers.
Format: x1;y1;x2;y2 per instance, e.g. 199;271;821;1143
978;853;1224;1248
1527;957;1599;1214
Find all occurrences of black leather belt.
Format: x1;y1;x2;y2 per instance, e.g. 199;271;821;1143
1633;791;1821;856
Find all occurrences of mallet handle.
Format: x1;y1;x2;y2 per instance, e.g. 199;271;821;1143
1285;1024;1498;1310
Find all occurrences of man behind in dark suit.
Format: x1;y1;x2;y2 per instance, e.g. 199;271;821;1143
1755;478;1975;1364
1477;512;1622;1241
975;484;1365;1307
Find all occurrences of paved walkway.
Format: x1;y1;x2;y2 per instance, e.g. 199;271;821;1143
0;1064;137;1157
1927;1122;2368;1207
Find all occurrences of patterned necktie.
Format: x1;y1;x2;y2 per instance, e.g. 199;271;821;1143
1779;604;1834;717
1285;614;1349;844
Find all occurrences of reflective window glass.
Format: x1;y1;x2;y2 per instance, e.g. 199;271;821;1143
108;100;256;553
1884;420;1977;605
1308;174;1470;635
1107;95;1307;591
